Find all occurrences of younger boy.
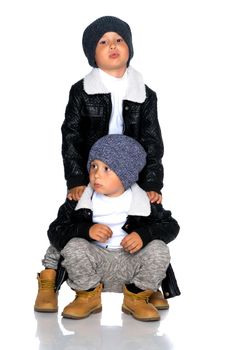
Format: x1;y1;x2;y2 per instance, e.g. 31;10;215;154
34;135;180;321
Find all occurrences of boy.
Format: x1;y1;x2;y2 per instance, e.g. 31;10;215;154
35;135;180;321
62;16;164;204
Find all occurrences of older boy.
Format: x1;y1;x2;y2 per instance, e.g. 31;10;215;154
63;16;164;204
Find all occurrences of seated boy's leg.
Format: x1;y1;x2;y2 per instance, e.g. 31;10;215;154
34;245;60;313
149;290;169;310
62;283;103;319
134;240;170;310
122;285;161;321
131;240;170;292
61;238;102;291
139;240;170;309
122;240;170;321
60;238;103;319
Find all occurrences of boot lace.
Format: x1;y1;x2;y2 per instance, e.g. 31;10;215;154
40;280;55;290
131;294;150;303
76;284;102;298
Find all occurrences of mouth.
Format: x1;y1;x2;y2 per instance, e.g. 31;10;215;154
94;183;102;189
109;52;120;59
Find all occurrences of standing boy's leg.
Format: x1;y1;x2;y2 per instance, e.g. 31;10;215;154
42;245;61;270
34;245;60;312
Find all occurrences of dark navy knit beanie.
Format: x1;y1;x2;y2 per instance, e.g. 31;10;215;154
87;134;146;190
82;16;134;68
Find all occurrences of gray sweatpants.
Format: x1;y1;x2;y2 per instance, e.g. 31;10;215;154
61;238;170;293
42;245;60;270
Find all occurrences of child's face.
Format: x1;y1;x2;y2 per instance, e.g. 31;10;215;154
95;32;129;76
89;159;125;197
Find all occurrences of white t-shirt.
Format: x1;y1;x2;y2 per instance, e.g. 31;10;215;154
92;189;132;249
98;68;128;134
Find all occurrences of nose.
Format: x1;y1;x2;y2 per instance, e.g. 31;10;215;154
110;41;116;49
94;169;100;178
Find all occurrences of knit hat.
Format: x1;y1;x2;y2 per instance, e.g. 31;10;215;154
82;16;134;68
87;134;146;190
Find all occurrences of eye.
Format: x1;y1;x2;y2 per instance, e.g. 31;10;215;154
104;166;111;172
90;163;97;170
116;38;124;43
99;39;108;45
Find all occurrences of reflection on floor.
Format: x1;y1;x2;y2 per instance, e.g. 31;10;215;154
3;281;231;350
34;291;174;350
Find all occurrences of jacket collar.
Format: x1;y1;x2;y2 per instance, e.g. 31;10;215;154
83;66;146;103
75;183;151;216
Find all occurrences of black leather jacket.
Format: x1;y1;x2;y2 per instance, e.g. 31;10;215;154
48;183;179;251
48;198;179;252
62;67;164;193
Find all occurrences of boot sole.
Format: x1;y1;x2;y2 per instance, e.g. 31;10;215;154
62;305;102;319
155;305;169;310
122;305;160;322
34;307;58;313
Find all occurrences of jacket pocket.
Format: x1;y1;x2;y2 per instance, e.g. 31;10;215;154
83;105;104;118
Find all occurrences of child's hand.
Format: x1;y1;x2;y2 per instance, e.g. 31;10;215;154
89;224;112;242
121;232;143;254
146;191;162;204
67;186;86;201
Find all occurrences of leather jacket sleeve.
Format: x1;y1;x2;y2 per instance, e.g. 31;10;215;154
47;199;93;251
138;87;164;193
123;203;180;247
61;82;89;190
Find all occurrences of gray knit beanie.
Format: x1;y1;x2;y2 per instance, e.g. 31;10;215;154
82;16;134;68
87;134;146;190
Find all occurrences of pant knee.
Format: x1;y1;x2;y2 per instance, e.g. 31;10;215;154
61;238;90;257
146;240;170;263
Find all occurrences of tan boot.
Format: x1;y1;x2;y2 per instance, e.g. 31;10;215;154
62;283;102;319
34;269;58;313
122;286;160;321
149;290;169;310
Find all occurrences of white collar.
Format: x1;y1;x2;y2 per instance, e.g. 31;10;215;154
75;183;150;216
83;66;146;103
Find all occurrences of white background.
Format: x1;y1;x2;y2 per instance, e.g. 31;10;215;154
0;0;233;348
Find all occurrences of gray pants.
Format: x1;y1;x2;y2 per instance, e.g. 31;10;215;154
61;238;170;293
42;245;60;270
